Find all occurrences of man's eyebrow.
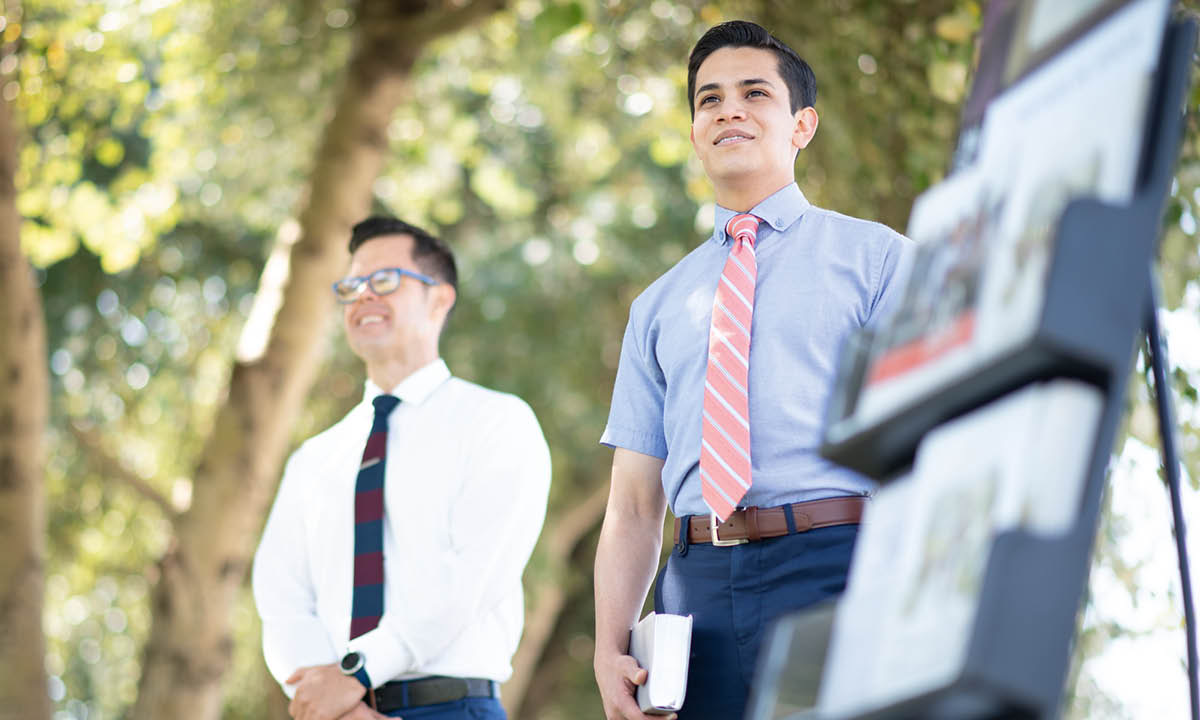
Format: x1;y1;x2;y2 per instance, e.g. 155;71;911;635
696;78;775;96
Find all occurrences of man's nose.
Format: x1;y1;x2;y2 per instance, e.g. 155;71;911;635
717;100;746;122
356;285;381;303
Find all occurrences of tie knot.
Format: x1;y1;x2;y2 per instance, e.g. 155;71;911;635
726;214;760;248
372;394;400;417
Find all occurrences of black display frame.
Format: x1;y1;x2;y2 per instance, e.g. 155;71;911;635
759;15;1195;720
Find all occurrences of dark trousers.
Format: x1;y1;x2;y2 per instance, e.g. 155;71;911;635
382;696;505;719
653;523;858;720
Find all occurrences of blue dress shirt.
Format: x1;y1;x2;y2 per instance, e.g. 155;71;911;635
601;183;915;516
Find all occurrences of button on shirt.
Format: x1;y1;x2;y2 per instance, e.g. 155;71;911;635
601;183;914;515
253;359;551;694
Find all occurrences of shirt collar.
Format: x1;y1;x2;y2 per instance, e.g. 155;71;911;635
712;182;810;246
362;357;451;408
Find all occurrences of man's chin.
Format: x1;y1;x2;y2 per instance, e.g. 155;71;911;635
347;332;396;355
709;162;764;185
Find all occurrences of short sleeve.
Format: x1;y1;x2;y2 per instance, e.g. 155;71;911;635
599;305;669;458
867;230;916;327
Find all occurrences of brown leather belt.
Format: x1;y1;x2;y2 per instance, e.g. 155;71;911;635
674;496;867;545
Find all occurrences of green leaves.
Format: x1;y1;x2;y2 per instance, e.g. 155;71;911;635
532;1;586;45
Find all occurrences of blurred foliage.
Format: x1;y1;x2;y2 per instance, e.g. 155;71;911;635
3;0;1198;718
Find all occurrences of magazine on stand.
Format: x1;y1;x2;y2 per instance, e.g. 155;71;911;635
854;166;1006;423
848;0;1169;430
819;380;1103;716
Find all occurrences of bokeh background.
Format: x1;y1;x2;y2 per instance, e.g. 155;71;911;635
1;0;1199;718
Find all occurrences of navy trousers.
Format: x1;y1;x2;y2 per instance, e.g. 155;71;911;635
382;696;505;719
653;522;858;720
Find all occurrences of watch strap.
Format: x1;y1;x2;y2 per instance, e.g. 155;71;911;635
350;665;371;691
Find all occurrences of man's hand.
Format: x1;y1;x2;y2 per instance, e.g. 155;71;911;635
286;664;366;720
336;701;391;720
594;650;675;720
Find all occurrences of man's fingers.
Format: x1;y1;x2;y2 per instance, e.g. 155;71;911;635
616;654;647;686
597;652;673;720
630;666;648;686
613;689;672;720
337;702;391;720
615;657;659;719
611;692;643;720
285;664;319;685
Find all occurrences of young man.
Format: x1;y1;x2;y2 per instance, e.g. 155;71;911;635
253;217;551;720
593;21;913;720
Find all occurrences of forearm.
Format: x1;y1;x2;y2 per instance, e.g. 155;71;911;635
592;448;669;720
260;613;339;694
594;507;665;656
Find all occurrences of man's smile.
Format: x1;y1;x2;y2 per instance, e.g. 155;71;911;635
350;303;392;328
714;129;755;145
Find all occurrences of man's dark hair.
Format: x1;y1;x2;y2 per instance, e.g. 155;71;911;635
687;21;817;120
348;215;458;295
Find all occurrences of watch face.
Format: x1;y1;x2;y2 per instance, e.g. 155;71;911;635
340;652;360;673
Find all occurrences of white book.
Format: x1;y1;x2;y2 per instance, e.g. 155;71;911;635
629;612;693;715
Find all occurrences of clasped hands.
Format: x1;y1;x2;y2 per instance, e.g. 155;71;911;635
286;663;393;720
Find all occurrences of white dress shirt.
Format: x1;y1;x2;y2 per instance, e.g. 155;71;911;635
252;359;551;694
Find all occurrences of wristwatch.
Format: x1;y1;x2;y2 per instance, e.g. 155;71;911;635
340;651;371;690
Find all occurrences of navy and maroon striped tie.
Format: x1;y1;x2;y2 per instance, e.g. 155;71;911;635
350;394;400;639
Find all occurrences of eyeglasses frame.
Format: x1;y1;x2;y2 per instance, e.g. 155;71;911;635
331;266;439;304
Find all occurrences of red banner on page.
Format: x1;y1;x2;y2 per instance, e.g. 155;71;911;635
866;311;977;386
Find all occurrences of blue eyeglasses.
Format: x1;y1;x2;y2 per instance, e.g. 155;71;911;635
331;267;439;304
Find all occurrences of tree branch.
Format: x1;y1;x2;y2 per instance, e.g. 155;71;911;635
68;423;178;519
545;479;611;557
506;475;611;716
363;0;509;39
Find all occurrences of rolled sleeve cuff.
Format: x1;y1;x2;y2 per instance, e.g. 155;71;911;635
348;629;416;689
599;424;667;459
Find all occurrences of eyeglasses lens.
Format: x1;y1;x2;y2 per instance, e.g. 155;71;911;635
333;278;363;304
370;269;402;295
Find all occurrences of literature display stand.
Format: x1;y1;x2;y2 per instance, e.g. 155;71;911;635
747;5;1196;720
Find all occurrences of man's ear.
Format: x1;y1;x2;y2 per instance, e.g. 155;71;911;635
792;106;819;150
431;283;457;322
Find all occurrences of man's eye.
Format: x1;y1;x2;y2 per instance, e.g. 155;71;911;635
747;89;766;98
699;95;718;105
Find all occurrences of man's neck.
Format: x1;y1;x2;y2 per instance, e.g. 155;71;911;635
714;177;794;214
365;351;438;394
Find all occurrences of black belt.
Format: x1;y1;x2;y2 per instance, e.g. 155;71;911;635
372;676;498;712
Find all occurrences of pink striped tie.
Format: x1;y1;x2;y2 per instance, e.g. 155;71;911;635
701;213;759;522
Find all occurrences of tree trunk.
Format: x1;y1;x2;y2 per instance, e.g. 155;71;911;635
505;480;609;717
130;2;505;718
0;85;52;720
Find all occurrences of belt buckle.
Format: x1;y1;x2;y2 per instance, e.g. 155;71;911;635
710;512;747;546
